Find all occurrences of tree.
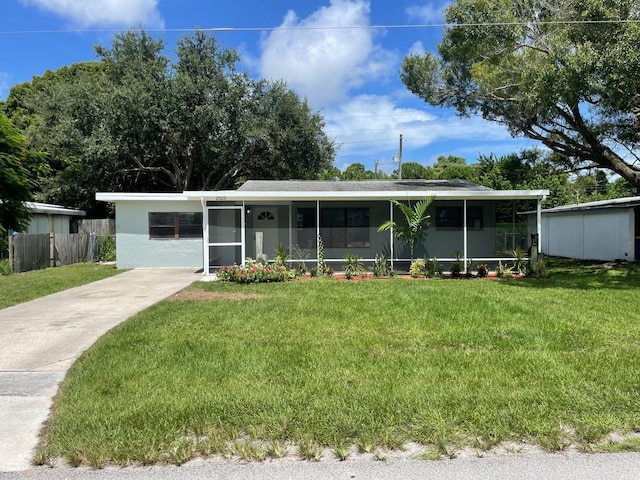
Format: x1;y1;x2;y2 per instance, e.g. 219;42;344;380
401;0;640;190
378;197;434;261
9;30;336;214
0;113;48;235
399;162;428;179
342;162;377;180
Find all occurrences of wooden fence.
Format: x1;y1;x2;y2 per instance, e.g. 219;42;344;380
74;218;115;235
9;232;111;273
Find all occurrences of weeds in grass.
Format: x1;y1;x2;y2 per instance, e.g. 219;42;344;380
414;448;441;461
230;440;266;461
298;438;323;461
332;443;350;461
356;438;376;454
266;440;290;459
373;450;387;461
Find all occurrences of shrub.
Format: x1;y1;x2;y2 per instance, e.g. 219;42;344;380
274;243;289;267
476;263;489;277
425;257;442;278
97;236;116;262
373;253;393;277
496;260;514;278
217;258;294;283
512;246;527;275
343;253;365;280
0;258;12;276
409;258;426;278
529;258;548;279
450;252;463;277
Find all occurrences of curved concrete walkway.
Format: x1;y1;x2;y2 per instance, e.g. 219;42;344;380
0;269;198;472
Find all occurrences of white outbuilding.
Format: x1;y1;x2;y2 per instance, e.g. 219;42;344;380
526;196;640;261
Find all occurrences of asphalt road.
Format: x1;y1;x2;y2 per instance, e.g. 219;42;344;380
1;452;640;480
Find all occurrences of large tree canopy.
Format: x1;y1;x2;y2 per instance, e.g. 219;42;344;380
0;113;48;233
6;30;335;214
401;0;640;190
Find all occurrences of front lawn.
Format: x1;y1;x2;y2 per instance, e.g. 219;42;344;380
36;260;640;466
0;263;121;310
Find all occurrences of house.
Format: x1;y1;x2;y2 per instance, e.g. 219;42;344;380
525;196;640;261
22;202;86;234
96;179;549;273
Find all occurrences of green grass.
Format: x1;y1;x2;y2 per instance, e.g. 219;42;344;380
35;259;640;466
0;263;122;309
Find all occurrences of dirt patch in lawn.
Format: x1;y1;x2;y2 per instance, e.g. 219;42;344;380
168;288;264;301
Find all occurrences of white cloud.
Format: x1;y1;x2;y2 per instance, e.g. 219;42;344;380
407;41;426;56
406;2;449;23
259;0;397;107
325;94;517;166
20;0;164;28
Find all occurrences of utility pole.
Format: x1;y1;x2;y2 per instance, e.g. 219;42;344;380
398;134;403;180
374;159;379;178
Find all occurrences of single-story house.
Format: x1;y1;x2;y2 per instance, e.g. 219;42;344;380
96;179;549;274
525;196;640;262
23;202;86;234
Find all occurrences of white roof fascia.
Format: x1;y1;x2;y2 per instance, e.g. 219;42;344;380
26;202;86;216
183;189;549;202
96;192;191;202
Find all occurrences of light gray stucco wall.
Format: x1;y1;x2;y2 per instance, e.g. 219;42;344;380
530;208;634;261
115;200;203;269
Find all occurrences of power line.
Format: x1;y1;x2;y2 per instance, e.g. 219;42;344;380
1;19;639;35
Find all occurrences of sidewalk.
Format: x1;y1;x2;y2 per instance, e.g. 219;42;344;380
0;269;198;472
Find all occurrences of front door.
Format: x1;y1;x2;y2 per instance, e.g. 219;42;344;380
253;209;278;260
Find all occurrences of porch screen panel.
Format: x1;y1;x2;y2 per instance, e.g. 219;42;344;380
296;207;316;249
208;209;241;244
209;245;242;266
320;207;369;248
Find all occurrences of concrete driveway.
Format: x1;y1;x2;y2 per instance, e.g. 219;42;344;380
0;268;198;472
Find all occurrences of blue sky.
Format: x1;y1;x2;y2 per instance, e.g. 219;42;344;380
0;0;535;175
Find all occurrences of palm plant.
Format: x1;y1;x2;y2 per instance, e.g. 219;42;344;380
378;197;434;261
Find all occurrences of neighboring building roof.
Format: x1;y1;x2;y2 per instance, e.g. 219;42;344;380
25;202;86;217
97;179;549;202
522;195;640;215
237;179;493;192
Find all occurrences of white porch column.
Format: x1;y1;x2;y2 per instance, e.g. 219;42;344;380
201;197;208;275
241;201;246;266
463;199;468;274
288;204;293;259
389;200;394;269
536;197;542;254
316;200;320;265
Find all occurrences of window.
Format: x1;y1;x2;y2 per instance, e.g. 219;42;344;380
435;206;483;229
321;207;369;248
257;211;275;220
149;212;202;239
296;207;371;249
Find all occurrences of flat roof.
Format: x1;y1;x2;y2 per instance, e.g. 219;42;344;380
522;195;640;215
26;202;86;216
97;180;548;203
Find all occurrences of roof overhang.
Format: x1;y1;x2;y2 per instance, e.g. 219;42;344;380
96;193;191;202
97;189;549;203
26;202;86;216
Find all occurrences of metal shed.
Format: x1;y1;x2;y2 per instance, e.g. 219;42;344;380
526;196;640;261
